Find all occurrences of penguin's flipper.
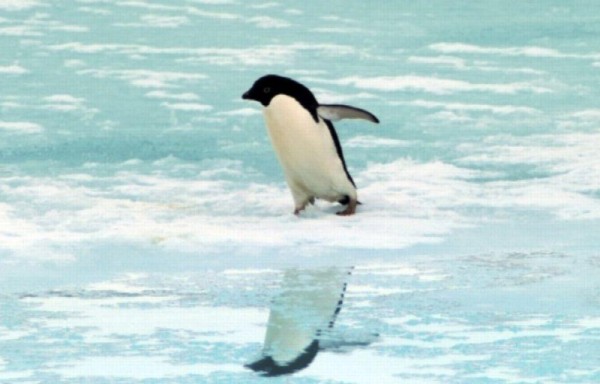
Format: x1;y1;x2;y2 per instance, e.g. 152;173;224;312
317;104;379;124
246;267;352;376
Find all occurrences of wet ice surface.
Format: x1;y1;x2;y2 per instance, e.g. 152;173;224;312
2;253;600;383
1;0;600;382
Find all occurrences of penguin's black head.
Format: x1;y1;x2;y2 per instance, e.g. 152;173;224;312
242;74;318;111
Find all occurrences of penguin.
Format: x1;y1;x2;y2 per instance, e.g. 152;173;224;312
242;74;379;216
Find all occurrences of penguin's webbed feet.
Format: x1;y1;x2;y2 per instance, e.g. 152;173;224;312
293;197;316;215
336;199;357;216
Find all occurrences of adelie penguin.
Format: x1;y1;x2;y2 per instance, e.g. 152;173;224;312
242;74;379;216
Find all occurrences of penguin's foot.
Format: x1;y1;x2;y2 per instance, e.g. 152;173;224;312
336;199;357;216
293;204;307;215
294;198;316;215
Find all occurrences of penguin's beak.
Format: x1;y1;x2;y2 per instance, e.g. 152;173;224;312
242;90;252;100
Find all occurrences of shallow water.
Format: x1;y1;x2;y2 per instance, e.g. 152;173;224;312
1;1;599;383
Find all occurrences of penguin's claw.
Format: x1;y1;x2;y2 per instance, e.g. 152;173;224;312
336;208;354;216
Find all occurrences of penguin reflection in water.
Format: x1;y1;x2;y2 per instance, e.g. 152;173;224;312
242;75;379;216
246;267;377;376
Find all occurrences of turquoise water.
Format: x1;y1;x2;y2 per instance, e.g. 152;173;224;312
1;1;599;382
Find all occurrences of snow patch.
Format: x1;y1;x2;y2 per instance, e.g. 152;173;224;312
0;121;43;134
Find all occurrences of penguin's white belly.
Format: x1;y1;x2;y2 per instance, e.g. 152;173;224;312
263;95;355;202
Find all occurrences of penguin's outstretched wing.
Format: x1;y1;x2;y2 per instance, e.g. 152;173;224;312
317;104;379;124
246;267;352;376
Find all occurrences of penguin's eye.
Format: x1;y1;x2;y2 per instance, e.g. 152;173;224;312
263;87;270;93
